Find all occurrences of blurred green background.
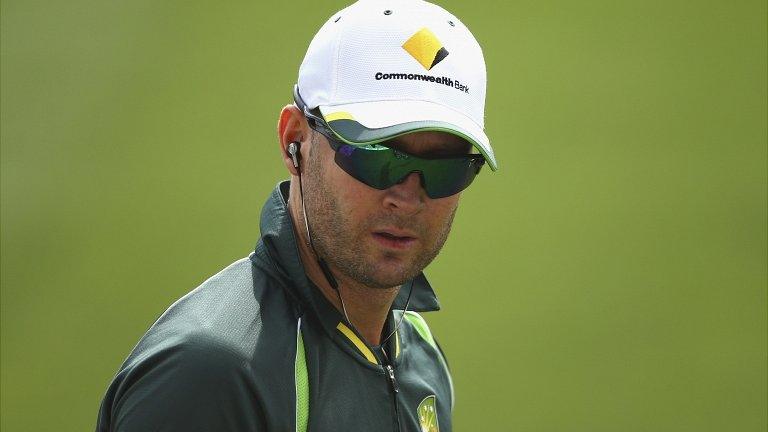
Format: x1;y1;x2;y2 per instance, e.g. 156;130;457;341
2;0;766;430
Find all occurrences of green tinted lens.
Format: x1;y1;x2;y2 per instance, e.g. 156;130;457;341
420;157;484;198
333;143;484;198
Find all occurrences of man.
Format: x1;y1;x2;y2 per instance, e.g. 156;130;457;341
96;0;497;430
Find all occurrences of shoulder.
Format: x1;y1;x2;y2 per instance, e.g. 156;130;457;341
403;311;438;349
98;328;264;431
129;257;301;368
98;258;301;430
401;311;455;410
144;257;297;356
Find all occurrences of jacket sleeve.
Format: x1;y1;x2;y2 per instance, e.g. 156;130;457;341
96;331;264;432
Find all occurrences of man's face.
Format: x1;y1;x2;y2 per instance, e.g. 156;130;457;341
301;130;471;289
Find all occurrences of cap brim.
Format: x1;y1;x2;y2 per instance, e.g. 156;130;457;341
318;101;497;171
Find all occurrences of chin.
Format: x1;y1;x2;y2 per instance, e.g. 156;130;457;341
330;246;431;289
363;266;420;289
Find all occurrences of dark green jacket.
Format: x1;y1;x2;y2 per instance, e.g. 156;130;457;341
96;181;454;432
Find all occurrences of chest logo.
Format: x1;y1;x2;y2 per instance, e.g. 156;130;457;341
417;395;439;432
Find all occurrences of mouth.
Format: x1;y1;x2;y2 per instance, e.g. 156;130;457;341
372;230;417;250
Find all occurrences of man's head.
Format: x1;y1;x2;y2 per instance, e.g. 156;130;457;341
278;0;495;289
281;116;467;288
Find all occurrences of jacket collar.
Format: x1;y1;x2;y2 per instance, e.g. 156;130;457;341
251;181;440;326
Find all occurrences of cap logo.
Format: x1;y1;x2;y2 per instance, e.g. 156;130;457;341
402;28;449;71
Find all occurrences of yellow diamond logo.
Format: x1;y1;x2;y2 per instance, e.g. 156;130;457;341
402;28;449;71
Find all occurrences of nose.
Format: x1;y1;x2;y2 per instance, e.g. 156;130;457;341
382;172;426;214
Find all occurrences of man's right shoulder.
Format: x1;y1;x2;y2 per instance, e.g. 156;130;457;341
97;257;301;431
133;256;298;363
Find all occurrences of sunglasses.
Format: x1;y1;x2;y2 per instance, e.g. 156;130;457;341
294;90;485;199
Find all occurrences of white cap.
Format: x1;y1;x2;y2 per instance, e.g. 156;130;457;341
297;0;497;170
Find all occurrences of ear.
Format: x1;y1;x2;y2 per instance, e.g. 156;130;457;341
277;105;310;176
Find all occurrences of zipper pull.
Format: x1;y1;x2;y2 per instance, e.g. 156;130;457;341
386;365;400;393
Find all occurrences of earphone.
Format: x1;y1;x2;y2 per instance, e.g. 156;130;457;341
287;141;301;169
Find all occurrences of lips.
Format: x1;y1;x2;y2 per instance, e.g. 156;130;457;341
372;229;417;250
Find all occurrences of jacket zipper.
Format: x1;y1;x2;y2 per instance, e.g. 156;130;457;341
381;349;401;432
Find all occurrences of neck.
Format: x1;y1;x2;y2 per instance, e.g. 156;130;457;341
288;177;399;346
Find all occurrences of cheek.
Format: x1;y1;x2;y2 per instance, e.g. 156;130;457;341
425;197;460;228
324;161;379;216
341;182;380;217
432;194;460;213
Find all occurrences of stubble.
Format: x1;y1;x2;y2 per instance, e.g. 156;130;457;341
301;134;457;289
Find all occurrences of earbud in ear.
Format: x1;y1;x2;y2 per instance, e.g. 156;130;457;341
287;141;301;169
